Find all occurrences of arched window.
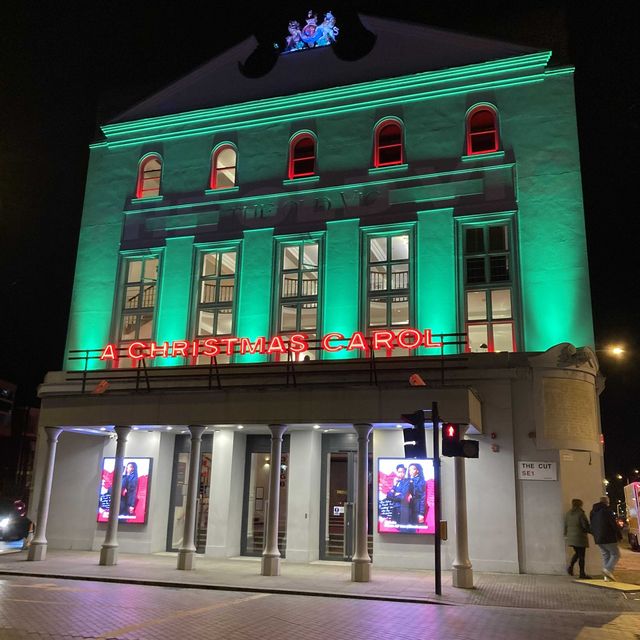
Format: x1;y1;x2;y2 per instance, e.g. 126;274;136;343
136;155;162;198
374;120;403;167
288;133;316;179
210;145;237;189
466;106;499;155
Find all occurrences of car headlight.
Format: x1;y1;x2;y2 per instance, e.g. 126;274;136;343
0;517;10;528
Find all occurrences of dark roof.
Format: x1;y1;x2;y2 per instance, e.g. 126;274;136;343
111;14;541;124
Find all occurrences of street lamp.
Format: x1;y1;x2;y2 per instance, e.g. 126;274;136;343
596;344;626;358
613;470;640;485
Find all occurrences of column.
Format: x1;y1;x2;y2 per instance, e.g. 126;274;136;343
235;228;274;363
154;235;195;366
322;219;360;359
28;427;63;561
99;426;131;566
261;424;287;576
416;209;456;354
351;423;373;582
177;425;206;570
452;456;474;588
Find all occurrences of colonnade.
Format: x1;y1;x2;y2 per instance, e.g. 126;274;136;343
27;422;375;581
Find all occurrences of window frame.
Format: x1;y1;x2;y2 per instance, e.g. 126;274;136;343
465;289;516;353
113;251;163;367
373;118;404;168
465;105;500;156
288;131;317;180
135;153;163;199
210;143;238;190
361;224;415;355
191;242;241;364
457;214;520;353
273;234;324;361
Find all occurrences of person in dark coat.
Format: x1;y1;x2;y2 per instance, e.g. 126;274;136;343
589;496;622;580
119;461;139;517
564;498;591;578
407;463;427;525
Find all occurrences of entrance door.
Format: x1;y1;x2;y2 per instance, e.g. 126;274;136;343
167;434;213;553
241;435;290;557
320;433;373;561
325;451;356;559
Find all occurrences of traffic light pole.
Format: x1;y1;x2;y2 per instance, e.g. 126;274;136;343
432;401;442;596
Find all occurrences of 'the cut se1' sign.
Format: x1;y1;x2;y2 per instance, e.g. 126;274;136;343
100;329;443;361
518;461;557;481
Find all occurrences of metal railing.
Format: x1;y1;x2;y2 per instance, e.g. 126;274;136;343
201;281;234;304
369;270;408;291
124;284;157;309
65;333;468;395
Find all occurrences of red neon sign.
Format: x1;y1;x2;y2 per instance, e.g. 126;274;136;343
99;329;443;361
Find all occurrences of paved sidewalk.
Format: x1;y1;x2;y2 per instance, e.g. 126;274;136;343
0;546;639;613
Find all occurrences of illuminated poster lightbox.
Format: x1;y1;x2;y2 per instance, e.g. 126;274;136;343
378;458;435;535
97;457;152;525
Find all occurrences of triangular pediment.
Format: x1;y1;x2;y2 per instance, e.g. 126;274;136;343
111;14;541;124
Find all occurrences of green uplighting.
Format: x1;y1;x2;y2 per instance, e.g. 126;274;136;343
235;228;275;363
154;236;195;366
322;220;360;359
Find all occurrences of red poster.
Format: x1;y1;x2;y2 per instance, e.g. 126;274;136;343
97;457;152;525
378;458;435;535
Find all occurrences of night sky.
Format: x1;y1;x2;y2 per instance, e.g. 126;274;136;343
0;3;637;483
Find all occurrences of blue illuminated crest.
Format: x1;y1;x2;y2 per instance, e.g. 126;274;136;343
281;9;339;53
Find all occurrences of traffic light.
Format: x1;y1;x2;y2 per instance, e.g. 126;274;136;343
0;382;16;430
441;423;479;458
400;410;427;458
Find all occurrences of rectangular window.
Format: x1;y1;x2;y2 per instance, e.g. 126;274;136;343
463;223;516;352
117;255;159;367
366;232;411;356
195;248;237;364
276;240;319;360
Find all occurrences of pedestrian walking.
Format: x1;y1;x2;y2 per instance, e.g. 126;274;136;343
564;498;591;578
589;496;622;581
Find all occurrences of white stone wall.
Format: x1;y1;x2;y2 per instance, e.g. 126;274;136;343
206;430;246;557
285;430;322;563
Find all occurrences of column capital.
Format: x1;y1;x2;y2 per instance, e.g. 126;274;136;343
268;424;287;439
44;427;64;444
113;425;132;440
352;423;373;439
188;425;207;439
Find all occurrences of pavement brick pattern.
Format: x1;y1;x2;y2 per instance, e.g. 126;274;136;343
0;577;640;639
0;546;639;638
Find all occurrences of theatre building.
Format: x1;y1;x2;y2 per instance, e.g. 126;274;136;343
29;13;605;580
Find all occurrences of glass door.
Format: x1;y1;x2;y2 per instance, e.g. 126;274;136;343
241;435;289;557
325;451;356;560
320;433;373;561
167;434;213;553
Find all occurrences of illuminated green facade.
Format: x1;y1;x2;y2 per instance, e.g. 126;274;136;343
63;24;593;370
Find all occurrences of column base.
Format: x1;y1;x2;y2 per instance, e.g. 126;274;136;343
27;542;47;561
261;554;281;576
99;545;118;566
177;549;196;571
351;559;371;582
452;565;474;589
